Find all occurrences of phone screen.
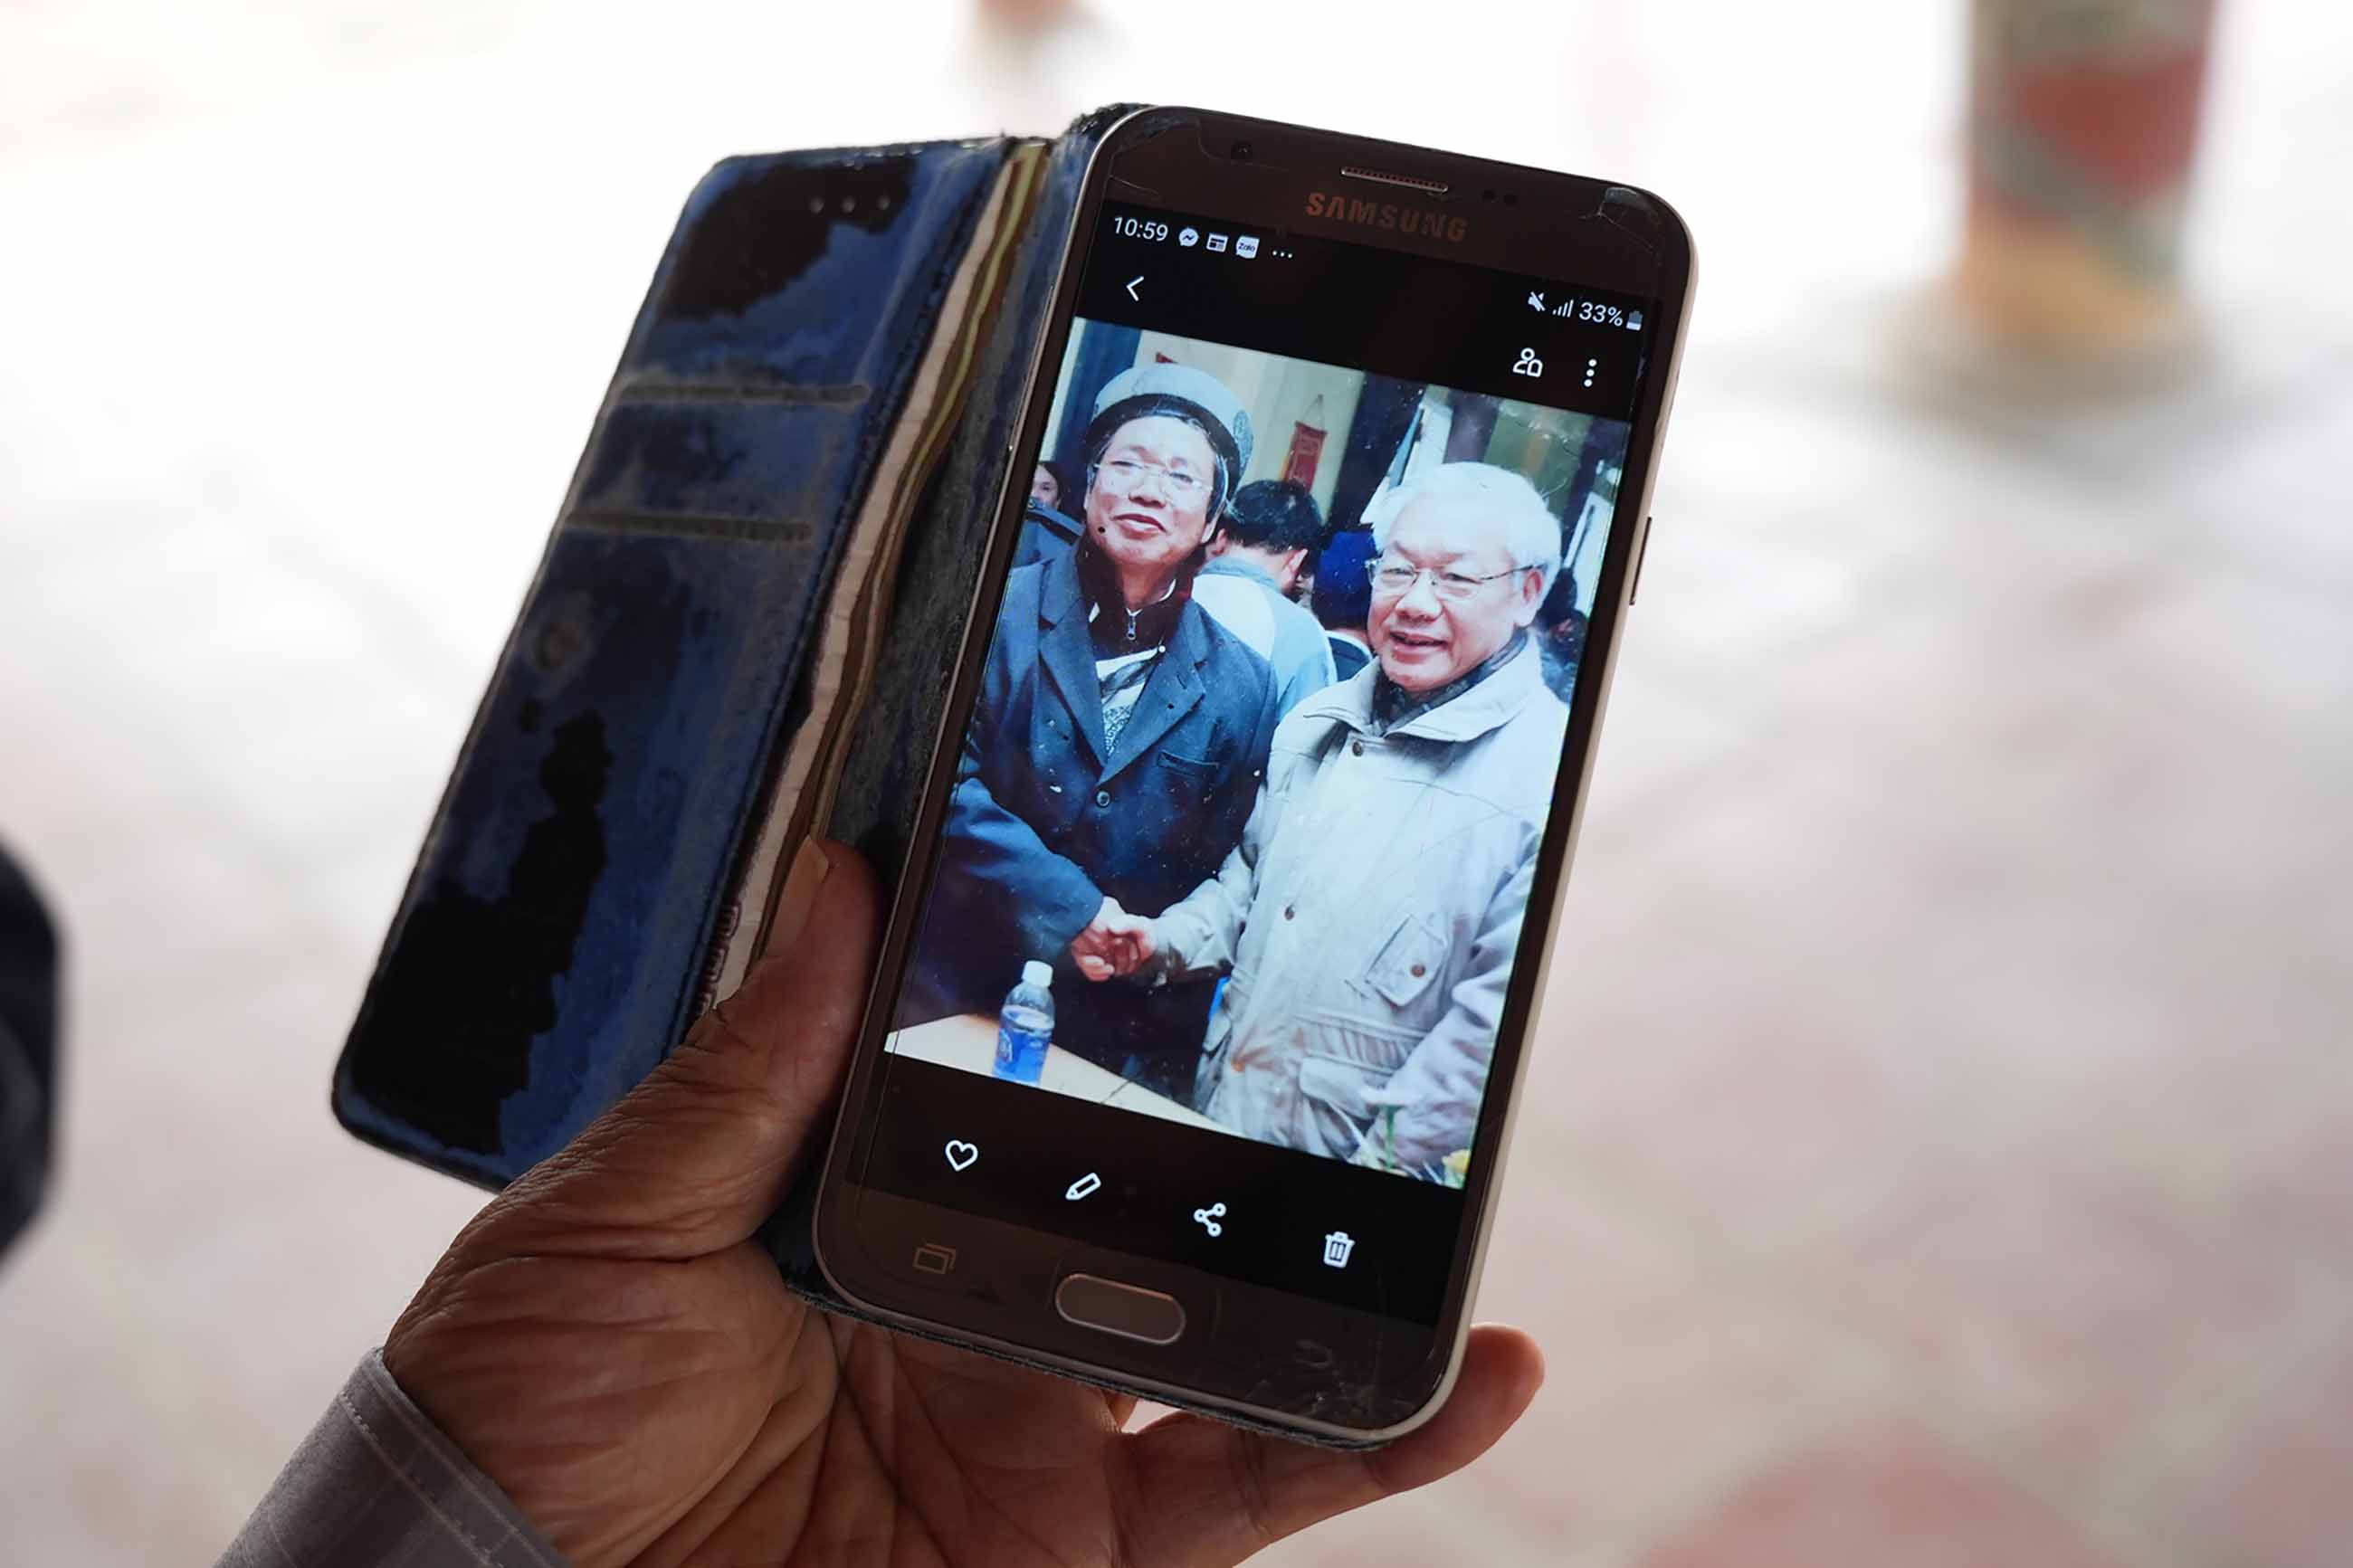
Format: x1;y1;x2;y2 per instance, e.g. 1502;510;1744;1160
835;179;1663;1336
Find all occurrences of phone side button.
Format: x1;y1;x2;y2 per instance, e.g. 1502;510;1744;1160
1629;514;1654;604
1053;1273;1187;1345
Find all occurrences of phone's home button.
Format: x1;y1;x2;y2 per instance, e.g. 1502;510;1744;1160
1054;1273;1186;1345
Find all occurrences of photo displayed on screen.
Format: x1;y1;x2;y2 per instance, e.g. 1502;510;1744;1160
886;319;1631;1184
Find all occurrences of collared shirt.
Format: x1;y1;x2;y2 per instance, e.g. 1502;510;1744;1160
1075;537;1188;651
1367;635;1529;735
217;1349;564;1568
1077;540;1191;750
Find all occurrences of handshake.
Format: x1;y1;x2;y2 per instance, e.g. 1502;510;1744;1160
1068;896;1159;982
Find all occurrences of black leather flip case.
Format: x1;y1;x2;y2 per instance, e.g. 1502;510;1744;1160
335;111;1125;1184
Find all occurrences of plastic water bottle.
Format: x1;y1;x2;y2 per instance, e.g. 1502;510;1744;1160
994;960;1053;1084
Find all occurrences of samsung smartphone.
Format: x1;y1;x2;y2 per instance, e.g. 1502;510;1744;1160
815;107;1691;1443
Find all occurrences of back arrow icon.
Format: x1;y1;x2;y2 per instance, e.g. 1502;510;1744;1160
1125;276;1143;300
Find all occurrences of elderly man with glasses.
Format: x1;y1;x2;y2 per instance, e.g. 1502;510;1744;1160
906;364;1281;1099
1084;461;1573;1176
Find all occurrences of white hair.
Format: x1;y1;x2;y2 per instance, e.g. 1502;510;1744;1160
1362;462;1563;598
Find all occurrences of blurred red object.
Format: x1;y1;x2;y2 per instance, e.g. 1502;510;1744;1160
1958;0;2217;363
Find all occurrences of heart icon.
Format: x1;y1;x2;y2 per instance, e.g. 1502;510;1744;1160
943;1140;979;1173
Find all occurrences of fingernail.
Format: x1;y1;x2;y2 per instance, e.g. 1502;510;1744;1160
767;837;837;951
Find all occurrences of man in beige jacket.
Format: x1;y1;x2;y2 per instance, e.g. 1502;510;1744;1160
1086;461;1575;1180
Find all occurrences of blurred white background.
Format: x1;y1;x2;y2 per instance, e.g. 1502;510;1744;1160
3;2;2349;1563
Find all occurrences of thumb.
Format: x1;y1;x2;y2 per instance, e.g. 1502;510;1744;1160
475;838;881;1261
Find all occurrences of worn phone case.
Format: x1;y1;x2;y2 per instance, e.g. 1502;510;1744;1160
336;115;1109;1171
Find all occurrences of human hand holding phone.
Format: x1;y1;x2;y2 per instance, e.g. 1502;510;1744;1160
816;109;1687;1440
384;840;1543;1568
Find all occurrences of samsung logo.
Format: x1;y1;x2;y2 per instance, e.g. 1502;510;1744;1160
1305;193;1468;242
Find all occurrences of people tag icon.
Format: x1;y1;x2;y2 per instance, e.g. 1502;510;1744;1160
1322;1231;1356;1269
1510;347;1544;378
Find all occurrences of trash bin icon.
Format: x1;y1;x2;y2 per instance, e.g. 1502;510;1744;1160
1322;1231;1356;1269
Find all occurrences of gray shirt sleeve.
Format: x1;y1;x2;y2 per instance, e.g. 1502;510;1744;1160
217;1349;567;1568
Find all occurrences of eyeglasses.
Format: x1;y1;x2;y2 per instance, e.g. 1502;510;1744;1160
1095;457;1208;500
1365;556;1532;602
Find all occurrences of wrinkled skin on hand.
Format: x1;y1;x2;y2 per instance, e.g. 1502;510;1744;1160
386;842;1543;1567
